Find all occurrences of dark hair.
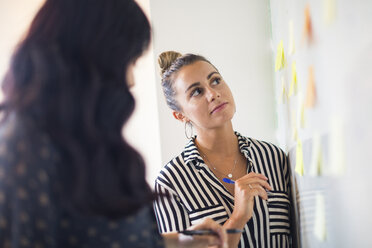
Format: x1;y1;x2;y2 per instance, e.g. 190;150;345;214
0;0;152;218
158;51;215;111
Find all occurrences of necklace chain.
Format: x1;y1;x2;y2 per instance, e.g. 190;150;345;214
200;152;237;179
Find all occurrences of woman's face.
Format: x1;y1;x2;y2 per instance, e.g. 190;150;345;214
173;61;236;132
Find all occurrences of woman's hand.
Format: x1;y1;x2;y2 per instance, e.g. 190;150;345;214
230;172;272;226
163;218;227;248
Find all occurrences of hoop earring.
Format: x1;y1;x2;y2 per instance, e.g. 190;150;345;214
184;121;193;139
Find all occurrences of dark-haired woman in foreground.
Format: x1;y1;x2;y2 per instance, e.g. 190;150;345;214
154;51;292;247
0;1;226;247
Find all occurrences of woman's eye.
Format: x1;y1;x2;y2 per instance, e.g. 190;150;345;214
190;88;202;97
211;78;221;85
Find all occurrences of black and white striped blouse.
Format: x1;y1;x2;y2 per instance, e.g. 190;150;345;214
154;132;292;248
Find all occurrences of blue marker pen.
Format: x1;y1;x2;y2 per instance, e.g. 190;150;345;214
222;178;273;195
222;178;235;184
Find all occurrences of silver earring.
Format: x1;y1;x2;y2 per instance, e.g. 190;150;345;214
184;121;193;139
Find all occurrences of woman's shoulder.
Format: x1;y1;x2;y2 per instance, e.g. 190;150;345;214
161;138;200;171
158;152;187;176
155;141;201;187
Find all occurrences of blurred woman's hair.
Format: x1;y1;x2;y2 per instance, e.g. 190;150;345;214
0;0;152;218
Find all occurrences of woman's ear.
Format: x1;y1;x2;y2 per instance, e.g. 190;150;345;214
172;111;188;122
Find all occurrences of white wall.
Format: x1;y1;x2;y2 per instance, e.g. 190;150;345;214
0;0;45;98
149;0;276;165
270;0;372;246
125;0;163;187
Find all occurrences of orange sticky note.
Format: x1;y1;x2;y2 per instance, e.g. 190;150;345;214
303;4;313;44
305;66;316;108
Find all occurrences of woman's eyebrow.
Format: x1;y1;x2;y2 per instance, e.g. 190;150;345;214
185;71;220;93
185;82;201;93
207;71;219;79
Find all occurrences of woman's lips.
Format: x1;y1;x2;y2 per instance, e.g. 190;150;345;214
211;102;227;114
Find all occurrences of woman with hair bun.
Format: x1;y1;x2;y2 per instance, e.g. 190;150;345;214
0;1;227;247
154;51;292;248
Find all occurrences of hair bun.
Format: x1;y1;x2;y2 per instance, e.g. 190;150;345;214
158;51;182;76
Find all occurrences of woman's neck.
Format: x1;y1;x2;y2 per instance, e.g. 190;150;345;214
195;122;238;158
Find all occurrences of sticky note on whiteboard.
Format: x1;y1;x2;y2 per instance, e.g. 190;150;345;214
324;0;336;25
303;4;313;44
295;138;304;176
309;132;323;176
305;66;316;108
280;76;287;104
288;62;298;97
314;192;327;242
275;40;286;71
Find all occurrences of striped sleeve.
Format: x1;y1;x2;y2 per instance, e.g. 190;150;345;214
153;175;191;233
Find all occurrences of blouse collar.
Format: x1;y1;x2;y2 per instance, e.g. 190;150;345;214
183;131;253;167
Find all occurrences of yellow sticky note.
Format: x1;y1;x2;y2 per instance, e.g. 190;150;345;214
300;104;305;128
275;40;286;71
309;133;323;176
288;62;298;97
295;138;304;176
324;0;336;25
305;66;317;108
293;127;298;141
301;106;305;128
288;20;295;55
314;192;327;241
280;76;287;104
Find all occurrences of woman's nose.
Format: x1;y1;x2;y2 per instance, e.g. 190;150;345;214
205;87;220;101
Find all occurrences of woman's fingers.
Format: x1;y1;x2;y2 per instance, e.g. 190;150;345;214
235;172;273;200
231;172;273;223
242;179;272;191
236;177;272;191
246;184;271;200
238;172;267;181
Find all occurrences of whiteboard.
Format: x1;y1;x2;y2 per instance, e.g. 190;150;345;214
269;0;372;247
